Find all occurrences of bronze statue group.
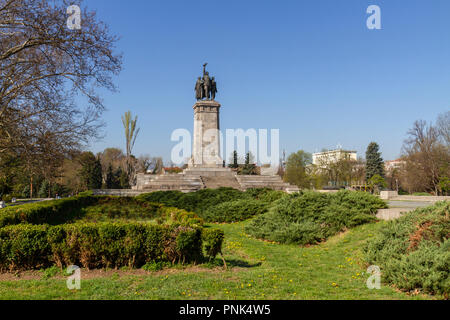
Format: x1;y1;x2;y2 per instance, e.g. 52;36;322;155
195;63;218;101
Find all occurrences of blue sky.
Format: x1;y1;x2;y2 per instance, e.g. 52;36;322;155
84;0;450;163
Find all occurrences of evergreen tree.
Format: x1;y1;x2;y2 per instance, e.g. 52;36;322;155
365;142;385;181
111;167;129;189
119;168;130;189
38;180;50;198
241;152;257;175
228;151;239;169
92;157;103;189
105;164;115;189
79;152;103;190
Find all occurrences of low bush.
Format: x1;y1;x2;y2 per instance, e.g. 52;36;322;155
201;228;225;260
244;188;286;203
0;194;98;228
158;207;203;226
136;188;282;224
0;194;204;227
203;199;269;223
137;188;251;216
82;197;164;222
245;190;384;245
135;191;185;208
1;195;12;203
364;201;449;296
0;222;223;271
331;190;388;215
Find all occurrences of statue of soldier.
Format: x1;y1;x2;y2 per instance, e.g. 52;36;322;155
203;71;211;100
195;77;204;100
211;77;218;100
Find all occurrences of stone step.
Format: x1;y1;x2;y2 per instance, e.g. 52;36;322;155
235;175;299;192
184;167;235;177
201;176;242;190
135;171;299;193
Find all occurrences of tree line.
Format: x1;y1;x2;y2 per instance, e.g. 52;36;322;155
283;112;449;196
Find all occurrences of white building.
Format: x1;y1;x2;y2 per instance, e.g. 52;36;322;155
312;149;358;166
385;159;406;172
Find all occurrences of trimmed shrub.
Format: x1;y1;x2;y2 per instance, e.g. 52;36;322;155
244;188;286;203
135;191;185;208
245;190;384;245
0;195;204;227
0;222;223;271
136;188;251;216
364;201;449;296
202;228;225;260
331;190;388;215
0;224;50;270
0;194;98;227
203;199;269;223
83;197;164;222
159;207;203;226
1;195;12;203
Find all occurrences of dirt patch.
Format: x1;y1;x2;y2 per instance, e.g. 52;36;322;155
0;265;231;282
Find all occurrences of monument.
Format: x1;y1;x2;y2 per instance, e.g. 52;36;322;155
132;63;299;193
190;63;223;168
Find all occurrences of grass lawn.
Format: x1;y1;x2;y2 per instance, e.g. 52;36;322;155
0;220;439;300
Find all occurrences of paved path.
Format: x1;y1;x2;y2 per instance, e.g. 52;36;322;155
2;198;53;208
388;200;432;208
377;200;435;221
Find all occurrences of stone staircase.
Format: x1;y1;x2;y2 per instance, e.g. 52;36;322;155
201;175;243;190
236;175;300;193
135;173;204;193
183;167;235;177
135;171;299;194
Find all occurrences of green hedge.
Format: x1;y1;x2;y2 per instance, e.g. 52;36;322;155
245;190;385;245
0;222;224;271
244;188;286;203
0;194;99;228
364;201;449;296
0;195;204;227
201;228;225;261
159;207;204;226
203;199;269;223
136;188;251;216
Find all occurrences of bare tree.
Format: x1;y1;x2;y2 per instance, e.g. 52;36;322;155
136;154;152;174
436;111;450;147
402;120;450;195
0;0;122;160
97;147;126;180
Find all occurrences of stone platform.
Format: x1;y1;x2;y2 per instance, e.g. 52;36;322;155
134;173;204;193
134;169;299;194
236;175;299;193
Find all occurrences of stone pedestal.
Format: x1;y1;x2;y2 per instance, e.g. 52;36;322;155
190;100;223;168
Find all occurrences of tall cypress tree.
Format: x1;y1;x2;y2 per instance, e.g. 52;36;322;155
228;151;239;169
79;152;103;190
105;163;115;189
92;157;103;189
365;142;385;181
